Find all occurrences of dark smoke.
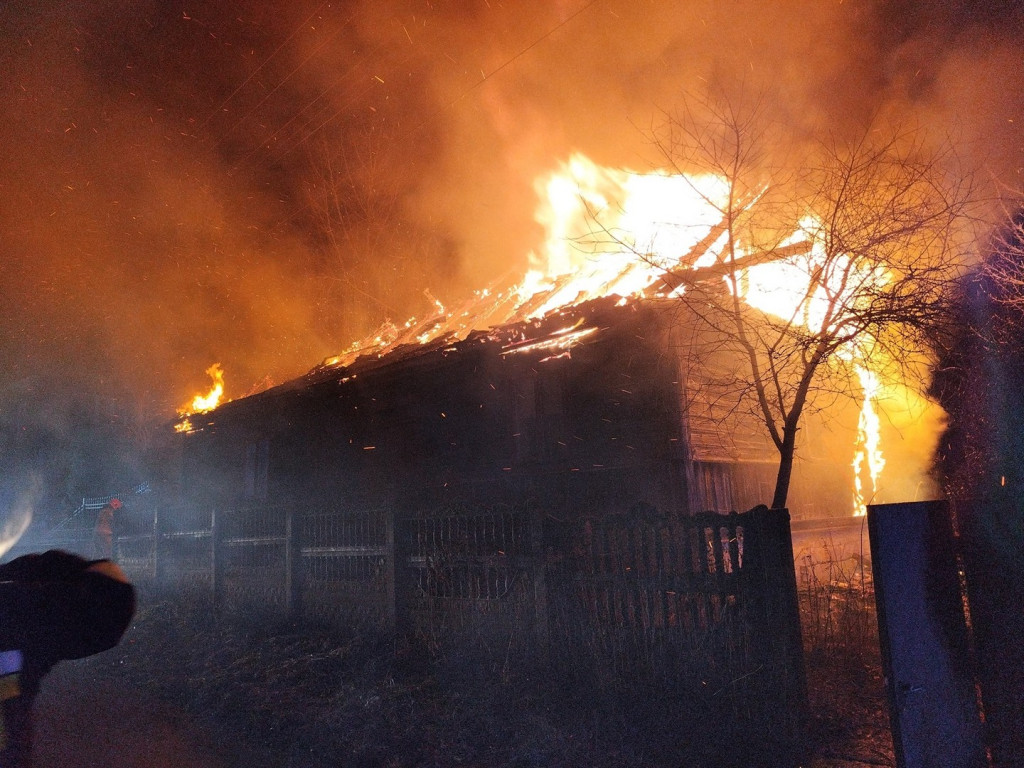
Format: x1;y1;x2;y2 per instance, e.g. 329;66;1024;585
1;0;1022;507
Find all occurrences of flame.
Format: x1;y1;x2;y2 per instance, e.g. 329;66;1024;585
319;155;732;370
178;363;225;417
523;153;730;317
852;366;886;516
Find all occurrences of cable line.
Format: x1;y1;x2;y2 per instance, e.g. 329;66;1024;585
265;0;605;235
195;1;331;134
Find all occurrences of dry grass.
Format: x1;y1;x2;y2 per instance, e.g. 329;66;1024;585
797;537;894;767
798;535;876;660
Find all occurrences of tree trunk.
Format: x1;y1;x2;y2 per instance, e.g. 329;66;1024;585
771;427;798;510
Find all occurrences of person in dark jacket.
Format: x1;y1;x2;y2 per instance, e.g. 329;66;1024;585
0;550;136;767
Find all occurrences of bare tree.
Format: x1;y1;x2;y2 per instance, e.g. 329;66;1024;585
599;93;974;509
980;209;1024;308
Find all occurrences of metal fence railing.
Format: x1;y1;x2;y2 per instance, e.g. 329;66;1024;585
299;505;392;627
92;503;393;627
6;501;806;731
397;504;538;648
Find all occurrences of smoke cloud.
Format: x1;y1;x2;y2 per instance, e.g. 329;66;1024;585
1;0;1022;499
0;474;39;558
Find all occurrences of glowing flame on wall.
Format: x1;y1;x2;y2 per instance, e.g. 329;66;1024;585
852;367;886;516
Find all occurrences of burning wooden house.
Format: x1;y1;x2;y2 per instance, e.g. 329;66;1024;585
116;153;950;752
162;157;874;523
163;290;849;526
133;165;890;738
142;288;821;738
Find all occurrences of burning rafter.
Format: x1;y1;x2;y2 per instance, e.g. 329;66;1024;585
663;240;814;293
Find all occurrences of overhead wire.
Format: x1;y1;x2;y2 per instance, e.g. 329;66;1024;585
422;0;602;120
195;0;331;135
284;0;604;161
262;0;606;235
217;10;357;157
226;36;390;177
223;0;603;188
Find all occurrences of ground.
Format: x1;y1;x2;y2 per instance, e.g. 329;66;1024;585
27;580;894;768
33;666;278;768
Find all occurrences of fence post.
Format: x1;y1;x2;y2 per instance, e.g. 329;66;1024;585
744;506;807;727
383;504;397;635
529;506;550;650
285;505;303;623
152;506;163;588
211;508;224;614
868;501;987;768
391;509;413;641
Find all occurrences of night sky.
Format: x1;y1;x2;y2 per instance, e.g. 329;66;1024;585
2;0;1024;502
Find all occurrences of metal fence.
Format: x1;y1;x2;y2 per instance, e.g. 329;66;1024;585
109;502;395;628
10;501;805;726
397;504;541;651
299;504;393;627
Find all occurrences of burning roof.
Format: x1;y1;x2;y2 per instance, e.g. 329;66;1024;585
174;150;944;515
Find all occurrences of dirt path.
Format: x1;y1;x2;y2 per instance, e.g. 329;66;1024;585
30;662;282;768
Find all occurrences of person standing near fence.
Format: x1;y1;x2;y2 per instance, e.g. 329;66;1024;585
0;549;136;767
93;498;121;559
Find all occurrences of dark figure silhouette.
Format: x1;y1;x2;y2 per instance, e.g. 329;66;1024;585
0;550;135;767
